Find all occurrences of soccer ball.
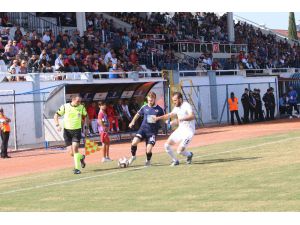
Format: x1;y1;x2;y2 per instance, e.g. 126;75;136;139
118;157;129;168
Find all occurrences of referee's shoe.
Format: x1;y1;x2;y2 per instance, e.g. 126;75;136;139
80;155;86;168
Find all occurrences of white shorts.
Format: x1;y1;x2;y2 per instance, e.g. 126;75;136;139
168;128;194;148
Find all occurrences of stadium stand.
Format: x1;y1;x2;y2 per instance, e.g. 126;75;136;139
0;12;300;79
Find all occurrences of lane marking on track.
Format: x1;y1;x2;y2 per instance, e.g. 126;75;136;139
0;136;299;196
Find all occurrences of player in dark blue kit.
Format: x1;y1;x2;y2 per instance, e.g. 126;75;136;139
128;91;164;166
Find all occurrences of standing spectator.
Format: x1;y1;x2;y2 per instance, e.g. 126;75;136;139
121;99;132;131
129;97;141;129
97;101;112;162
269;87;276;120
114;99;126;131
263;88;272;120
287;86;300;118
249;90;256;122
241;88;250;123
254;89;264;121
228;92;242;125
0;108;11;158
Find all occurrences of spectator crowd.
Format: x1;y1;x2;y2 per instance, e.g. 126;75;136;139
1;12;300;82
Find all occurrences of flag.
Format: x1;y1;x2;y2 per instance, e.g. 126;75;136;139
85;139;101;155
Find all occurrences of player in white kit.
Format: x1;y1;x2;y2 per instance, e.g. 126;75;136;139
155;92;195;166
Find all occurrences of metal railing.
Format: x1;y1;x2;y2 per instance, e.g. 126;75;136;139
163;42;248;54
2;67;300;82
7;12;63;36
0;71;164;82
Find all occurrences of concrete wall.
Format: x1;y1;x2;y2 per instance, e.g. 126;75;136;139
0;74;278;149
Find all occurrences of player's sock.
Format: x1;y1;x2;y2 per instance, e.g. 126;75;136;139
164;143;177;161
131;145;137;156
146;152;152;161
180;150;192;157
74;153;82;170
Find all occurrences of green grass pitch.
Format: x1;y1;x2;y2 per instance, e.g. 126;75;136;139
0;131;300;211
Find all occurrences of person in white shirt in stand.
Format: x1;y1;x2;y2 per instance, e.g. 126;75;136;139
155;92;195;166
42;30;51;44
55;54;65;72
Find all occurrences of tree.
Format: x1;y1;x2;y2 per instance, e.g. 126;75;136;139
288;12;298;40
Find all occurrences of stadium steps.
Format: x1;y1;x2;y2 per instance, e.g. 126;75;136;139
6;12;63;36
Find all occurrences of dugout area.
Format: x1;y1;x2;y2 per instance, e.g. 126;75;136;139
43;80;166;143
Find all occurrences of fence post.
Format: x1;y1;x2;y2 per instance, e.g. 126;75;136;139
226;84;229;124
274;80;280;118
13;90;18;151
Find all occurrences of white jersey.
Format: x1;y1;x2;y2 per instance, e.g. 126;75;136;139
171;101;195;133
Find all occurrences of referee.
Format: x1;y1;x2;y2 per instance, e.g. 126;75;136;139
54;94;88;174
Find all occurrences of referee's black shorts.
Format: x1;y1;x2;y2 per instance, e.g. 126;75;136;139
63;128;82;146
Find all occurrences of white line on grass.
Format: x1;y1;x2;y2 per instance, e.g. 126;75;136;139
0;136;299;196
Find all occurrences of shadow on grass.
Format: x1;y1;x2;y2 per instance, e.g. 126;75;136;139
89;157;260;173
193;156;261;165
197;130;228;135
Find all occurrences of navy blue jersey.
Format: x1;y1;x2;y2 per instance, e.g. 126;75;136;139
138;104;164;134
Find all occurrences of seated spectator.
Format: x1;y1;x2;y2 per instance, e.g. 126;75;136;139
4;40;16;62
14;26;23;42
19;60;28;75
79;59;90;72
87;102;98;134
108;63;119;78
107;102;120;132
42;31;51;44
54;53;65;72
38;53;48;72
64;54;79;72
104;48;114;65
279;94;287;116
9;59;20;74
0;37;4;53
48;48;57;65
91;59;99;72
98;58;108;72
27;54;39;73
211;59;222;70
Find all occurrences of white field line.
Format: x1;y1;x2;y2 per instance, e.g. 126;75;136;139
0;136;299;196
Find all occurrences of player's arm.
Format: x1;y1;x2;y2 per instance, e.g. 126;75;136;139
54;104;65;131
79;105;88;134
155;112;175;121
129;113;140;128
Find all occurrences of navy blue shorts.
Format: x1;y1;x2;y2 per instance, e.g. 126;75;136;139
135;129;156;146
